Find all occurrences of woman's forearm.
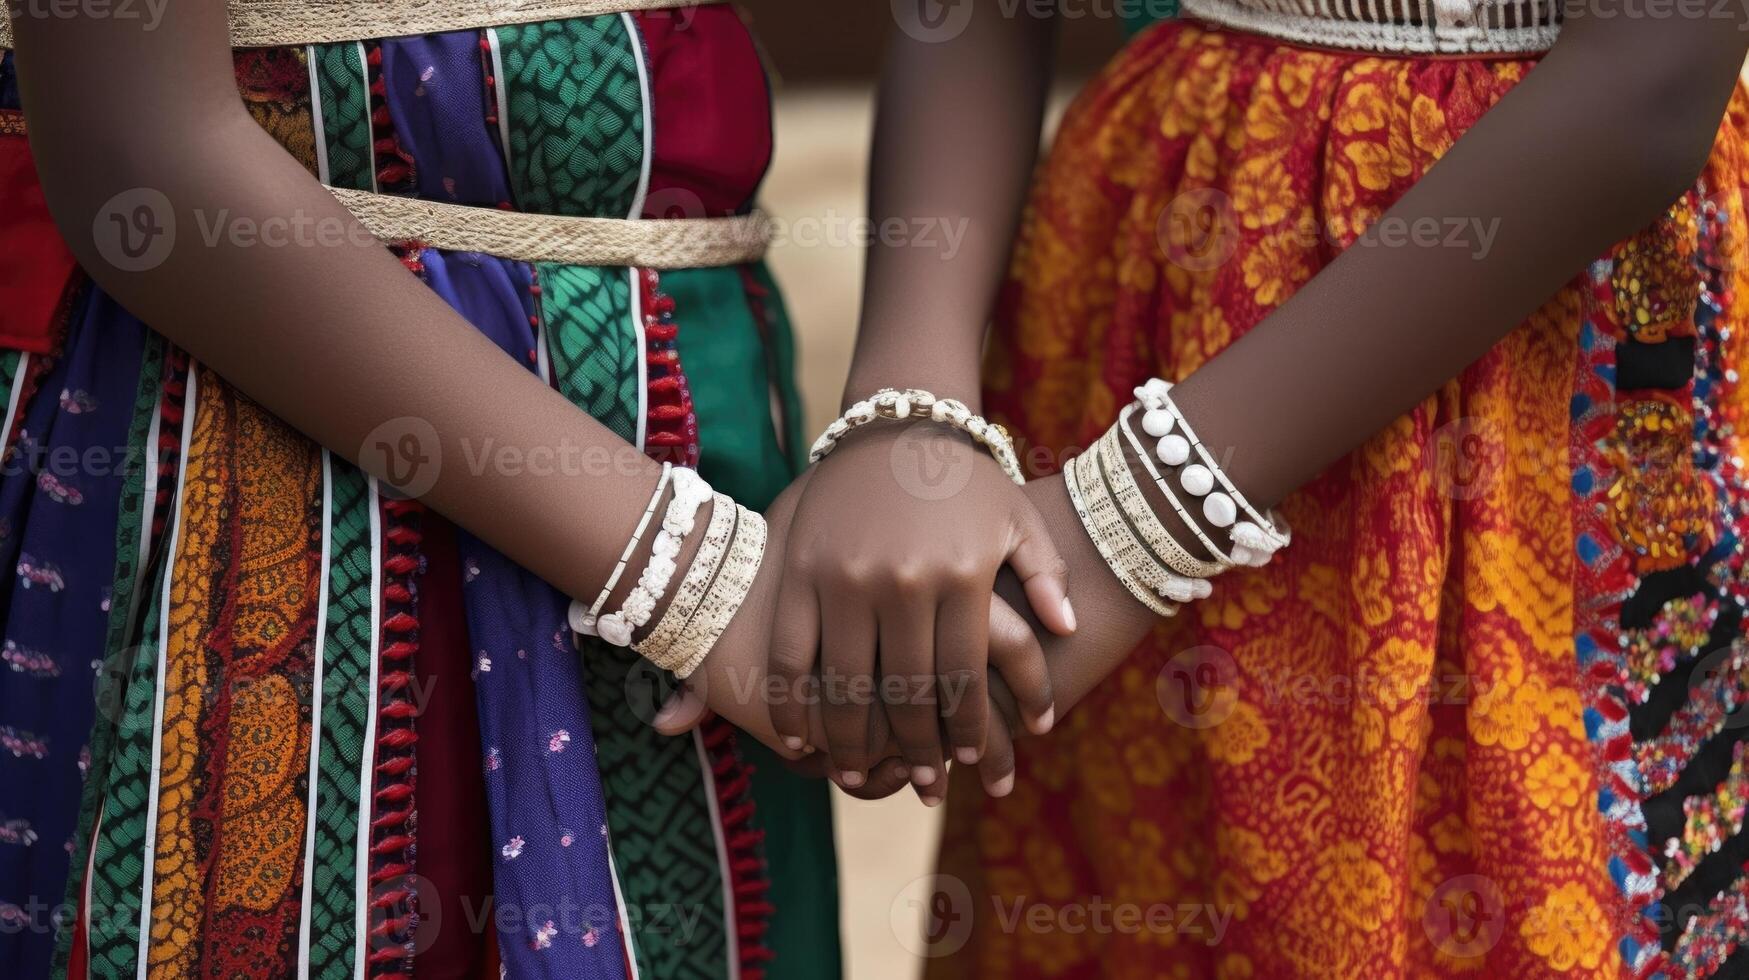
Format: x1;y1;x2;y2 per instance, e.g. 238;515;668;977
843;3;1056;409
1175;17;1749;508
14;8;673;605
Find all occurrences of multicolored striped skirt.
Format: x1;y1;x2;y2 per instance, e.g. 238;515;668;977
939;20;1749;979
0;6;837;979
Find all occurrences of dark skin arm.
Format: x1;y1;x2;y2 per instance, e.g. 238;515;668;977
768;5;1749;794
5;2;808;747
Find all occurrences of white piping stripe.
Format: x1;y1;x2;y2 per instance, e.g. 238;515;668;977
123;393;164;641
308;45;332;186
351;478;383;980
630;267;648;453
296;452;336;979
357;41;379;195
0;353;30;464
692;730;740;980
487;28;515;187
604;844;642;980
82;802;103;972
622;10;654;222
137;366;199;980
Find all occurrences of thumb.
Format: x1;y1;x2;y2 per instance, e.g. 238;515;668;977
1007;497;1076;636
652;684;711;735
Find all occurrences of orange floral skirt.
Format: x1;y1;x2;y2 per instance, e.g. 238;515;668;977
934;22;1749;980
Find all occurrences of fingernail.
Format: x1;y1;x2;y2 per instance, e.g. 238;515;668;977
652;694;682;727
990;773;1015;797
955;747;980;765
895;765;911;781
802;743;815;755
1062;596;1078;632
838;770;866;789
912;766;938;787
921;794;943;808
782;736;804;751
1029;706;1055;736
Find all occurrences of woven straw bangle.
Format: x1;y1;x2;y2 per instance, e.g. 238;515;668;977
1096;425;1224;588
634;491;736;673
1087;442;1209;606
1065;447;1177;619
664;504;767;680
1;0;706;49
331;188;771;269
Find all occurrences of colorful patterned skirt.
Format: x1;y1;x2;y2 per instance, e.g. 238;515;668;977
938;21;1749;979
0;7;838;980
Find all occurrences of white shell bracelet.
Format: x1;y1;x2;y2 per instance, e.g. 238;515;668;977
570;462;671;637
1133;379;1291;562
594;467;714;648
808;388;1026;485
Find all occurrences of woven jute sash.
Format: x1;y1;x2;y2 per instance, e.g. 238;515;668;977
331;188;772;268
0;0;701;49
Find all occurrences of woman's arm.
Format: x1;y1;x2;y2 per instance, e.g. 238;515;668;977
1010;10;1749;717
761;1;1069;792
10;6;680;612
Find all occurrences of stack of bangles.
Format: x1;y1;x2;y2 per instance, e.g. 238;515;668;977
1067;378;1293;616
567;464;767;679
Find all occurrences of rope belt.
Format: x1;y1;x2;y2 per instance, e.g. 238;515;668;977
1;0;702;49
331;188;773;268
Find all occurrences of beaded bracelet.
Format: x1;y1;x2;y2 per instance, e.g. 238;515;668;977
1133;380;1292;560
596;467;713;648
1111;406;1235;574
570;462;672;637
634;491;737;673
1096;423;1223;591
1091;439;1212;604
809;388;1026;485
663;503;767;680
1066;445;1178;618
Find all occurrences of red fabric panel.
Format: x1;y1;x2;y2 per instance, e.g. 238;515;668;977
409;515;495;979
0;116;78;354
633;8;773;218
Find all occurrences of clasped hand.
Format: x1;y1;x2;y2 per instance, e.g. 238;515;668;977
655;419;1076;806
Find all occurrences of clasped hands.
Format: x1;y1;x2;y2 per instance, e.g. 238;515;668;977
657;419;1077;806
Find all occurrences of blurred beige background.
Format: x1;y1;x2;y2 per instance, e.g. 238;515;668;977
749;8;1115;973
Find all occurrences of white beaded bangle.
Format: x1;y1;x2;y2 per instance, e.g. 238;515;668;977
809;388;1026;485
1111;407;1234;575
596;467;713;648
569;463;672;637
1133;380;1292;557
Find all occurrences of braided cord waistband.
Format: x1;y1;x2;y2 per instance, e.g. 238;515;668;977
331;187;772;268
1;0;704;49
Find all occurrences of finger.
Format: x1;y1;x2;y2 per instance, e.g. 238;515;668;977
989;594;1055;735
767;571;821;754
913;749;950;808
834;756;912;801
821;597;878;787
974;702;1018;798
880;598;947;793
936;591;990;767
651;685;711;737
1007;499;1076;637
